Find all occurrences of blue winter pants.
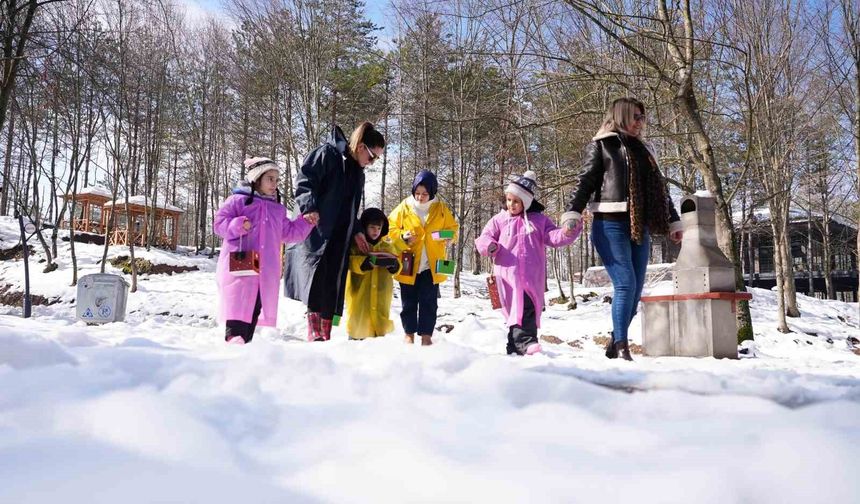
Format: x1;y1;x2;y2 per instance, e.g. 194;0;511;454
400;269;439;335
591;219;651;344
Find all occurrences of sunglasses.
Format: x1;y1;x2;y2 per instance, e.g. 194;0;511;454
633;113;647;122
365;144;379;163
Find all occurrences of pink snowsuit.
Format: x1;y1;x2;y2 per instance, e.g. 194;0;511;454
475;210;581;328
214;194;313;326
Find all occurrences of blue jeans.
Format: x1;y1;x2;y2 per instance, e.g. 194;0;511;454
591;219;650;344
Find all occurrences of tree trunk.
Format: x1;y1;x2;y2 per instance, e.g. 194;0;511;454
70;159;81;286
1;108;15;216
823;217;835;299
770;220;791;333
778;201;800;317
806;205;814;297
856;66;860;308
676;87;755;341
780;226;800;317
48;109;60;259
0;0;39;134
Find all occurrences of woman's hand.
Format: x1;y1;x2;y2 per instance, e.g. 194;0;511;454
303;212;319;226
402;230;417;247
487;242;498;255
354;232;370;253
242;219;252;231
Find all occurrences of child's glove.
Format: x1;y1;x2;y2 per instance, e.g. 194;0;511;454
560;211;582;237
360;257;374;271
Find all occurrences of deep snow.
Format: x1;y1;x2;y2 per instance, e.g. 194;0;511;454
1;216;859;504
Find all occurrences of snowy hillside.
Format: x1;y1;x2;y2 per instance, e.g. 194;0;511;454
1;216;859;504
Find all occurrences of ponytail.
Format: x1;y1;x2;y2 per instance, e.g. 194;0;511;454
348;121;386;158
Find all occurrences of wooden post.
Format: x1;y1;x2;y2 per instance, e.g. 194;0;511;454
140;209;147;246
172;214;179;249
83;200;90;233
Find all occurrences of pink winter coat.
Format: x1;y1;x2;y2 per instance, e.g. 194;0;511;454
475;210;582;328
214;193;313;326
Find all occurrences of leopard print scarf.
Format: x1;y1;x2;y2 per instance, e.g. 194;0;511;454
625;136;670;244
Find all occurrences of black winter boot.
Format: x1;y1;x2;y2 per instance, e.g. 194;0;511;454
614;340;633;361
605;332;618;359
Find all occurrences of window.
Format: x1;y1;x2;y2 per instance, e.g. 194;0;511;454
758;237;774;273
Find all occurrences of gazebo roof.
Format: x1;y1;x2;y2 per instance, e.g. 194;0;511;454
104;195;184;214
58;186;113;201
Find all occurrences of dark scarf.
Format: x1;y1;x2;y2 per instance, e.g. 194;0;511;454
623;135;670;244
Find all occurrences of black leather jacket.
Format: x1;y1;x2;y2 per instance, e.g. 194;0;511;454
562;132;680;229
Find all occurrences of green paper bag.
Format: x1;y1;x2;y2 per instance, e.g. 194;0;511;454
431;229;455;240
436;259;456;275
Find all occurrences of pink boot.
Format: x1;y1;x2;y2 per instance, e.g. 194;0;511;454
525;343;542;355
307;312;323;342
227;336;246;345
320;318;333;341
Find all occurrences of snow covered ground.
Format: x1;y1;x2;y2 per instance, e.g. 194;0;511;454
1;216;859;503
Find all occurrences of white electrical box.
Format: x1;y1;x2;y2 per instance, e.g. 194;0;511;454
76;273;130;323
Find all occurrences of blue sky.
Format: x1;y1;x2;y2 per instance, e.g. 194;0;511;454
189;0;390;30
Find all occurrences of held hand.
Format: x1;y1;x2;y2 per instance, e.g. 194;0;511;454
303;212;320;226
354;232;370;253
670;230;683;244
242;219;252;231
403;231;416;247
562;218;580;237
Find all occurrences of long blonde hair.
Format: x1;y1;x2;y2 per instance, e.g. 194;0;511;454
595;97;645;137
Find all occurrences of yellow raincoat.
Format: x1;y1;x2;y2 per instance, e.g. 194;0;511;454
345;239;401;339
387;199;459;286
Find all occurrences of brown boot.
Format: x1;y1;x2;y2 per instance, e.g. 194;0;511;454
307;312;322;342
404;333;415;344
605;331;618;359
614;340;633;361
320;318;333;341
420;334;433;346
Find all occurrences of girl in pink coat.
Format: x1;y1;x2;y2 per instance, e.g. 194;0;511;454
475;171;583;355
214;158;315;344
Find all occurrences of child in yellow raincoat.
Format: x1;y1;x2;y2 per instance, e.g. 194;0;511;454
345;208;401;340
387;170;459;346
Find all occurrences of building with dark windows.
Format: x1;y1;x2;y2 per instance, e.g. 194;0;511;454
736;208;858;301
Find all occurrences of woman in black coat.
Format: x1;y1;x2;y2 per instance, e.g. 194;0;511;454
284;122;385;341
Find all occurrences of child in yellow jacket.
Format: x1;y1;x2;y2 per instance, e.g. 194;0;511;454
387;170;459;346
345;208;401;340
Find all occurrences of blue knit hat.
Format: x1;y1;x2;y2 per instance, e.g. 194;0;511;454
412;170;438;200
506;170;537;210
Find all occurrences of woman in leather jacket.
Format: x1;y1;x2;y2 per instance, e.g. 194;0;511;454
560;97;683;361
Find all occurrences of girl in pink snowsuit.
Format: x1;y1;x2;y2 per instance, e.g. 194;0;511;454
475;171;583;355
214;157;315;344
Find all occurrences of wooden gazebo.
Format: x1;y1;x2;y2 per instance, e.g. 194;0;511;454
59;186;113;234
103;196;184;249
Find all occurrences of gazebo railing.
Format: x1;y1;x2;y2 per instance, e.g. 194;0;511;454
72;218;103;234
